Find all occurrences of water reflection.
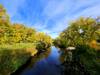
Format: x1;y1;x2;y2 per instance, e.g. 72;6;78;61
20;47;62;75
26;48;51;69
59;50;67;63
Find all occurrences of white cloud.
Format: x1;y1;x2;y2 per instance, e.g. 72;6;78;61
0;0;26;18
1;0;100;38
41;0;100;37
33;21;47;31
43;0;72;19
75;4;100;17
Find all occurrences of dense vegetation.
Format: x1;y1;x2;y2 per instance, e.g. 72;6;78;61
54;17;100;48
54;17;100;75
0;5;52;46
0;4;52;75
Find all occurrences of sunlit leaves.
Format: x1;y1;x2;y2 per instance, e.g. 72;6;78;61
35;32;52;50
54;17;100;48
0;5;52;45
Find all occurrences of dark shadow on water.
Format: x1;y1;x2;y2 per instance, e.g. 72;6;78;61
12;47;62;75
11;57;32;75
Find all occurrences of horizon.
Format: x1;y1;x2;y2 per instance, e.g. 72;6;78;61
0;0;100;38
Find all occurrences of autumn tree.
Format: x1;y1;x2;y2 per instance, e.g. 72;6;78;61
0;4;12;44
35;32;52;51
55;17;100;48
0;4;52;48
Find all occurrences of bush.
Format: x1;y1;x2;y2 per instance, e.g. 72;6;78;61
73;45;100;75
53;38;67;49
36;41;51;52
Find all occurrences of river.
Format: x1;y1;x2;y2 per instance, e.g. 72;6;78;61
19;46;62;75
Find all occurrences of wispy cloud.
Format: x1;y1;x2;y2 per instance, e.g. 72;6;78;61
0;0;100;38
0;0;26;18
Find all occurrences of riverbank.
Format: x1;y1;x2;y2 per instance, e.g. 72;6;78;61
0;43;37;75
13;47;62;75
11;48;51;75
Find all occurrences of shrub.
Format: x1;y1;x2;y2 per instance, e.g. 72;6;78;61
36;41;50;52
73;45;100;75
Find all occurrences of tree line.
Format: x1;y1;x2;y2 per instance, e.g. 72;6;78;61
54;17;100;49
0;4;52;49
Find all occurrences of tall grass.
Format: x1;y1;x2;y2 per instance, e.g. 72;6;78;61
0;43;37;75
0;43;35;50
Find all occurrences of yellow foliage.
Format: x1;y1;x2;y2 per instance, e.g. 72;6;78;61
90;40;97;49
26;48;37;56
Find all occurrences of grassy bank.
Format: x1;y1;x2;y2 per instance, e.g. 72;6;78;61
0;43;37;75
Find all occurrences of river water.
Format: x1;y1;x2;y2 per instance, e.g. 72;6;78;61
19;46;62;75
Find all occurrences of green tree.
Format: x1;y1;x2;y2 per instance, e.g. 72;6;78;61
56;17;100;48
35;32;52;51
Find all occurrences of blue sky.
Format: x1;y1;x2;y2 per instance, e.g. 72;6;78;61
0;0;100;38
